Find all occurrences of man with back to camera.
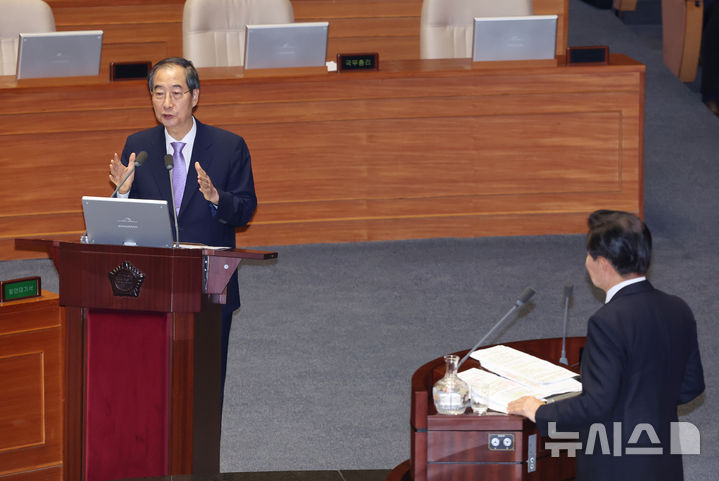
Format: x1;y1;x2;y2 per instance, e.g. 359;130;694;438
108;57;257;400
507;210;704;481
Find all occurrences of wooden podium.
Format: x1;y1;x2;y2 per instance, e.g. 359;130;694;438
14;239;277;481
389;337;587;481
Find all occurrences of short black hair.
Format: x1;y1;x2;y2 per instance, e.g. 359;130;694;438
586;210;652;275
148;57;200;92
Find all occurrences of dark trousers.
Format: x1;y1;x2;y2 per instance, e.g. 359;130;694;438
702;3;719;102
220;303;234;409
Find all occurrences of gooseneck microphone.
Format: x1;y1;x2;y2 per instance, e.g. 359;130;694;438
164;154;181;247
111;151;147;197
457;287;536;368
559;284;573;365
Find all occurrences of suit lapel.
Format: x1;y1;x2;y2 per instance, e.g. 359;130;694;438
178;120;212;216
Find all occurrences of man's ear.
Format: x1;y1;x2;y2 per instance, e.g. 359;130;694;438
598;256;618;276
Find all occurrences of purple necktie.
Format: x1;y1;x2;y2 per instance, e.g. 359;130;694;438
171;142;186;215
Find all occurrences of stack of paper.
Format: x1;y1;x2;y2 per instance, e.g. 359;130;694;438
457;345;582;413
458;368;537;413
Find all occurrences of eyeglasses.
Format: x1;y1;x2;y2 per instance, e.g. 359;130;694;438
152;89;191;101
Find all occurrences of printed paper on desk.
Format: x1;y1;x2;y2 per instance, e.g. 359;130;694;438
470;345;578;385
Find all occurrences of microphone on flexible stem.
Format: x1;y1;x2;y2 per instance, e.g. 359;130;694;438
111;151;147;197
457;287;536;368
559;284;573;366
164;154;181;248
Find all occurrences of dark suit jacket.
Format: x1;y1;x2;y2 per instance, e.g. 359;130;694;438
536;281;704;481
120;119;257;311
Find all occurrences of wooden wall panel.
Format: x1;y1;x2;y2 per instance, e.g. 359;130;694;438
0;294;63;480
1;56;644;260
0;468;63;481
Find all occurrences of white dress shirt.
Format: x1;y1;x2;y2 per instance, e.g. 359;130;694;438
605;276;647;303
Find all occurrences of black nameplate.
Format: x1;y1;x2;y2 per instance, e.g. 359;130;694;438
111;61;152;81
337;53;379;72
566;46;609;65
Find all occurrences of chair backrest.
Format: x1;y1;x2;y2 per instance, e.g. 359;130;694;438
183;0;294;68
420;0;533;59
0;0;55;76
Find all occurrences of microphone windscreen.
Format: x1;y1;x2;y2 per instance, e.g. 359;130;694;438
564;284;574;299
164;154;174;170
134;151;148;166
516;287;536;306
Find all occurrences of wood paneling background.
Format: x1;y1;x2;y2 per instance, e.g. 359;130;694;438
1;56;644;260
44;0;568;69
0;293;63;480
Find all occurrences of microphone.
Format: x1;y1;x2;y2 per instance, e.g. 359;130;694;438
111;151;147;197
559;284;573;365
458;287;536;368
164;154;180;247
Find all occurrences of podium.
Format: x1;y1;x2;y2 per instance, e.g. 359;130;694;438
14;239;277;481
390;337;587;481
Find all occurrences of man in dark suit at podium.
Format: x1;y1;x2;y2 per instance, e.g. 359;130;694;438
108;57;258;401
508;210;704;481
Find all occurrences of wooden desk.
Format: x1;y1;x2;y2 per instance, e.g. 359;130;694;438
403;336;587;481
0;56;644;260
0;292;63;481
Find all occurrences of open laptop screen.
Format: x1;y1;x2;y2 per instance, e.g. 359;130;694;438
244;22;328;69
81;196;174;248
16;30;103;79
472;15;557;62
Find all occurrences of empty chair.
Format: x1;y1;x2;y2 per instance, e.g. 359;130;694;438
183;0;294;68
420;0;533;59
0;0;55;76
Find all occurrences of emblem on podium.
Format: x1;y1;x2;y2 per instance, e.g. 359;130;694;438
108;261;145;297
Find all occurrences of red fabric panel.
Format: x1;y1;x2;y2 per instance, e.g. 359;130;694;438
85;309;170;481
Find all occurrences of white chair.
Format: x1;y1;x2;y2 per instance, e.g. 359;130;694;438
0;0;55;76
420;0;533;59
183;0;294;68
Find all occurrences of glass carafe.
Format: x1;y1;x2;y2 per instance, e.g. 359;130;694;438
432;354;469;415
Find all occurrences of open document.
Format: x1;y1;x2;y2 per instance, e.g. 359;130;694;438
457;345;582;413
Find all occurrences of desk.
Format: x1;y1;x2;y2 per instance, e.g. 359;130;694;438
0;56;644;260
400;336;587;481
0;292;63;481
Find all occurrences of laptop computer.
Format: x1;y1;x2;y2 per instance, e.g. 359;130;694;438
16;30;103;79
244;22;328;69
472;15;557;62
81;196;174;248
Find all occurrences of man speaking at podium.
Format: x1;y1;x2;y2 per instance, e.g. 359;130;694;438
108;57;258;400
508;210;704;481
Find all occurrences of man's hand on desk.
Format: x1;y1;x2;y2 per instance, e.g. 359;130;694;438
507;396;546;423
109;152;135;195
